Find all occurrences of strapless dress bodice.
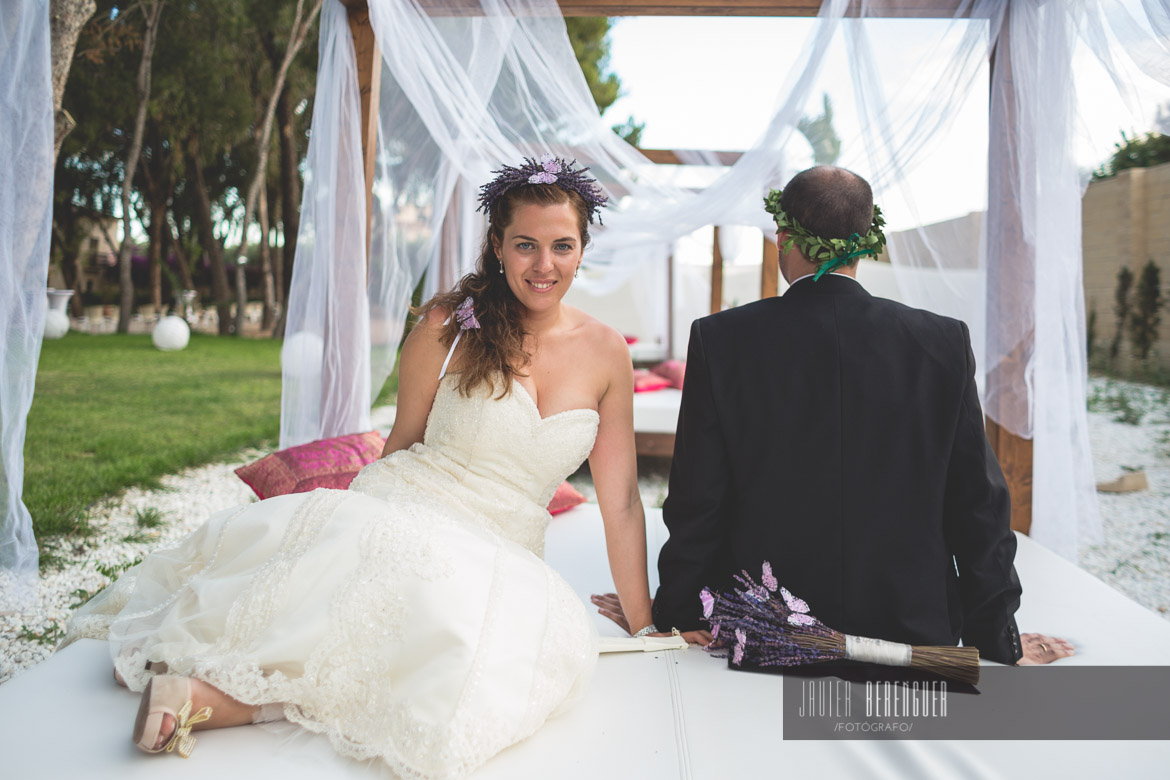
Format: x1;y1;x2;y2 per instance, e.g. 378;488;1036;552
349;374;599;556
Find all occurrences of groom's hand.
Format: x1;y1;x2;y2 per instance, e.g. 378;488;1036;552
589;593;713;646
1016;633;1075;665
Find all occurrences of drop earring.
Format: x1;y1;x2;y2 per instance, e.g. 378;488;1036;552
498;262;504;274
574;265;580;278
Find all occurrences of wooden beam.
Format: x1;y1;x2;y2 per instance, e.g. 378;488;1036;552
985;416;1033;535
346;4;381;266
562;1;968;15
761;234;779;298
666;251;675;359
438;188;462;293
638;148;743;165
710;226;724;314
985;10;1033;535
635;432;676;458
411;1;970;18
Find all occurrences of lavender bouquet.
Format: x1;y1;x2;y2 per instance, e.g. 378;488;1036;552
702;563;980;685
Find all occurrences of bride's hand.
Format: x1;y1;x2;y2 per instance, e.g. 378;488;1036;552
589;593;713;646
590;593;632;633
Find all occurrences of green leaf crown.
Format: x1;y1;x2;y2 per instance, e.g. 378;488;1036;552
763;188;887;268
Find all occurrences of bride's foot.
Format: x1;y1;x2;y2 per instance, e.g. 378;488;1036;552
132;675;270;757
132;676;213;757
114;661;168;688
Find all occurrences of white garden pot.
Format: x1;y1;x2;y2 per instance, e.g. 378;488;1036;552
44;288;74;339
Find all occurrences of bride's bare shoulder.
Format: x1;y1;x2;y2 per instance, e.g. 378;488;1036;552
561;308;631;383
399;306;452;371
565;307;628;357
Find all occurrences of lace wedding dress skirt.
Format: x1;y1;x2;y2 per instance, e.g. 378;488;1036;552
66;376;601;779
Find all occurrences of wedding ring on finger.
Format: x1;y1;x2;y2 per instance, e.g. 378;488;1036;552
1040;643;1049;653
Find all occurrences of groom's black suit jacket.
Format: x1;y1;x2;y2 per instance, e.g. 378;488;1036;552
653;273;1023;665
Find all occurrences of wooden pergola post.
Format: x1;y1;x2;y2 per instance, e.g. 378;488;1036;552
341;1;380;264
985;9;1034;534
762;234;779;298
710;225;724;314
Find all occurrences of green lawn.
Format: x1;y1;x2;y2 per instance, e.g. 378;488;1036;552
24;333;399;549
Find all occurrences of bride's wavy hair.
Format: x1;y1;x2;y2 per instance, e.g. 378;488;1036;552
416;183;591;397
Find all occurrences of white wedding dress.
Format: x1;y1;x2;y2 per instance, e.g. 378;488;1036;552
66;374;601;779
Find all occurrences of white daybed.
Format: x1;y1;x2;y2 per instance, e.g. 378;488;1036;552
2;505;1168;778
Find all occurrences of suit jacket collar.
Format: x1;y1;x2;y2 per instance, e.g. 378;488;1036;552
784;272;870;299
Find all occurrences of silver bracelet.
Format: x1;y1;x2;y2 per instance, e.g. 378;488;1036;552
632;623;658;638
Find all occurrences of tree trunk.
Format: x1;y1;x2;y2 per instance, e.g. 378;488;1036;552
273;88;302;339
166;211;195;292
271;184;284;310
236;0;323;336
148;199;165;312
116;1;166;334
51;219;85;317
259;185;277;330
188;135;232;335
141;123;171;313
49;0;96;163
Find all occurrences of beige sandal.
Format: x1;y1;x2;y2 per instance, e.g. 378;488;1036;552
132;676;213;758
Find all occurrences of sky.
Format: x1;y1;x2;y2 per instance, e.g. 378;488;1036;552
603;12;1170;231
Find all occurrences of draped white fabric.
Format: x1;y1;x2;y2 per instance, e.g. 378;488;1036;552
282;0;1170;558
0;0;52;608
280;0;371;449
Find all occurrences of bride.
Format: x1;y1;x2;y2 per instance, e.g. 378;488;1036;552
66;157;681;778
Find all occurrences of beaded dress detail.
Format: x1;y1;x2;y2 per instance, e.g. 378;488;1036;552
66;375;601;780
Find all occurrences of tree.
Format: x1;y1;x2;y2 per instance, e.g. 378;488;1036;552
566;17;619;113
1110;265;1133;365
1093;130;1170;180
258;14;317;337
1129;260;1163;362
565;17;643;145
798;93;842;166
113;0;165;333
50;0;98;162
231;0;323;336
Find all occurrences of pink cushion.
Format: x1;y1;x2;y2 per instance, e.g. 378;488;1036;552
237;434;589;517
548;481;587;515
633;369;671;393
650;359;686;389
235;432;386;499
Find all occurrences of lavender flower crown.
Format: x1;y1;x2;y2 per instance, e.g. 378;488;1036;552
477;154;608;224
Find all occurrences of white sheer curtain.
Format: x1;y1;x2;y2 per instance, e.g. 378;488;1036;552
0;0;52;608
284;0;1170;558
280;0;370;448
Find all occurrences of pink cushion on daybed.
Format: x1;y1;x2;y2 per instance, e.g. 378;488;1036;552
237;432;588;516
633;369;672;393
234;432;387;499
650;359;685;389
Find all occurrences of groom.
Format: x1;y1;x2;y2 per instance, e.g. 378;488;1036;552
643;166;1049;666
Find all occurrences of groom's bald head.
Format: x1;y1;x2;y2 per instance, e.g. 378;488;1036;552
780;166;873;241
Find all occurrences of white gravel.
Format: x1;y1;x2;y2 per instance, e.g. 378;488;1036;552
2;379;1168;685
1080;377;1170;621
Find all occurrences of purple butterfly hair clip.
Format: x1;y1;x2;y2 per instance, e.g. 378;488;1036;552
528;154;560;184
453;296;480;331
